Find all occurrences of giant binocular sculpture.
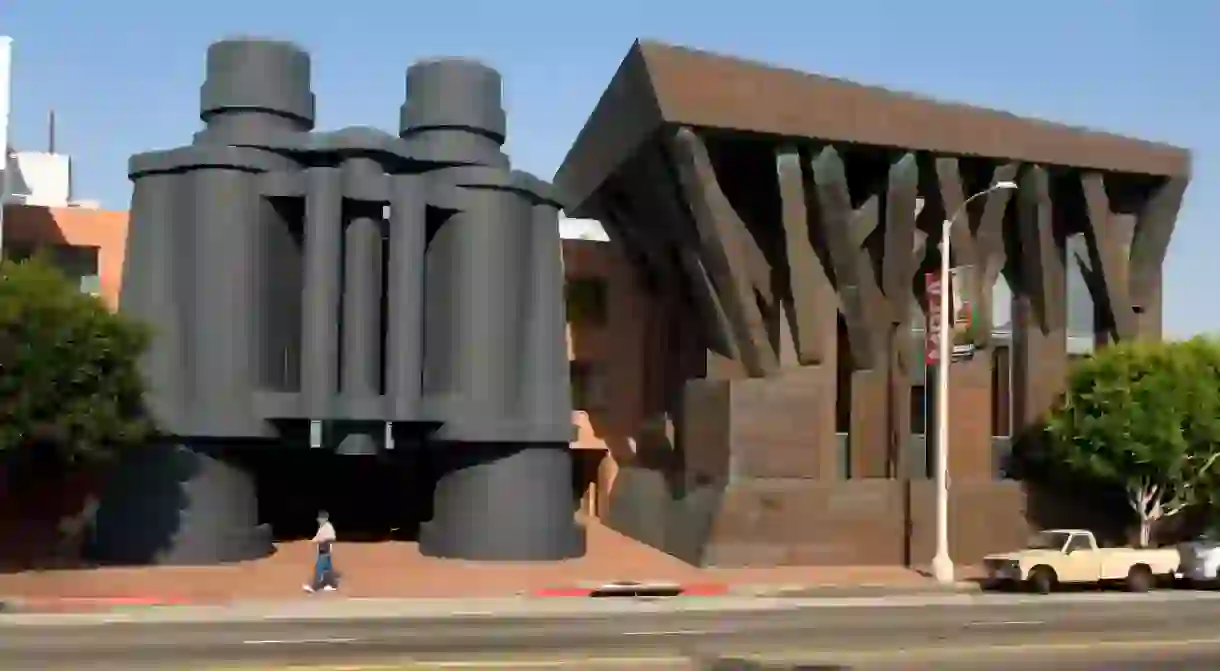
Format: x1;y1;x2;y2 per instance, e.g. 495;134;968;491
92;39;584;564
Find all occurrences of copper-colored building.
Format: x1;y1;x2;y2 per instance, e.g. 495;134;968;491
1;203;128;309
554;41;1191;567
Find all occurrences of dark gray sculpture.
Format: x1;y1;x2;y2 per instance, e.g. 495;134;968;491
94;38;583;564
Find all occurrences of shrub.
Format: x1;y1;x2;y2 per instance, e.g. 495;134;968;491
0;256;153;472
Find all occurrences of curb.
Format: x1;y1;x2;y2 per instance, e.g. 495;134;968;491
745;580;982;597
1;581;982;610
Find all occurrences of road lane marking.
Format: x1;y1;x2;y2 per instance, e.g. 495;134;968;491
202;636;1220;669
745;635;1220;664
207;659;690;670
621;628;720;636
399;660;686;669
241;644;356;649
964;619;1045;627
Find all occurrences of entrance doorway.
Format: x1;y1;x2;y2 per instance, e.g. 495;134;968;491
570;449;605;517
242;448;433;542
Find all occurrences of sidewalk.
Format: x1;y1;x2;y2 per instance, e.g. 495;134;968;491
0;519;981;612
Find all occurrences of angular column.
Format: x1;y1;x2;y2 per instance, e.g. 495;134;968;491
384;175;427;420
420;181;583;560
340;168;385;400
421;185;528;425
423;442;583;560
669;127;777;377
337;196;385;455
186;166;263;436
947;353;996;480
300;167;343;418
404;163;582;560
1130;176;1187;342
111;146;295;566
520;195;574;428
773;147;841;480
120;169;188;433
1012;166;1067;448
194;36;314;412
808;146;889;477
86;443;271;565
881;154;922;480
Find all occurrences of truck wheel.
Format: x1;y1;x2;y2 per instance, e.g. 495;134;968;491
1028;566;1056;594
1126;564;1153;593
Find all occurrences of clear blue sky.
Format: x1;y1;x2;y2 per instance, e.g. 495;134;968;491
5;0;1217;336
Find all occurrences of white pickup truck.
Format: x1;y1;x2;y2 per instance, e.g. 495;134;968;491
982;529;1181;594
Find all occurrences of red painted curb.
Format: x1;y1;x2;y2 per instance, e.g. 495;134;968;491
675;583;730;597
532;587;596;597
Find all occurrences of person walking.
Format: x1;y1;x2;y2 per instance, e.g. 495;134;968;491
303;510;338;593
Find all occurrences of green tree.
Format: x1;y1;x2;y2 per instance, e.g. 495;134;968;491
1044;337;1220;547
0;256;154;473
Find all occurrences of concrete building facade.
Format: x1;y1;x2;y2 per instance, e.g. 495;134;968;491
554;41;1191;567
100;38;585;565
1;37;1193;570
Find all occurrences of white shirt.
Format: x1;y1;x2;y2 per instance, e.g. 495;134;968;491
313;521;336;543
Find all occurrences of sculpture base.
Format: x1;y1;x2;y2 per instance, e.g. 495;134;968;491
420;442;586;560
86;443;272;565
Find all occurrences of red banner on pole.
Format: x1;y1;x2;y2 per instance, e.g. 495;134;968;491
925;268;976;366
925;272;942;365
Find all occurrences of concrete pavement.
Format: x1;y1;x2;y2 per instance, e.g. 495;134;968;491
0;522;969;603
3;591;1220;668
3;588;1219;625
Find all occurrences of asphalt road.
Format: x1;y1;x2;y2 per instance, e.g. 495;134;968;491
3;592;1220;669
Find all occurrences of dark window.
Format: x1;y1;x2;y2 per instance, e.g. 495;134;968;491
570;360;606;411
991;345;1012;437
3;243;35;262
1065;234;1095;354
1065;534;1093;553
4;244;101;295
565;277;608;326
910;385;926;435
835;315;852;434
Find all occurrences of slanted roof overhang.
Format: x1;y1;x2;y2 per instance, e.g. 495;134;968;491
554;40;1192;217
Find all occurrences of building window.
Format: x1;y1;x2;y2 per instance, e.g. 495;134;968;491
570;360;607;411
906;384;930;479
991;345;1012;438
1066;233;1095;355
910;385;927;435
835;315;852;478
565;277;608;326
3;243;35;262
835;314;852;434
4;244;100;296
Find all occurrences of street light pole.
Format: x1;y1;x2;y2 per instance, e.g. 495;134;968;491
930;180;1018;585
0;36;13;260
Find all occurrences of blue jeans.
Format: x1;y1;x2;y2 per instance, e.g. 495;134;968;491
313;553;335;588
